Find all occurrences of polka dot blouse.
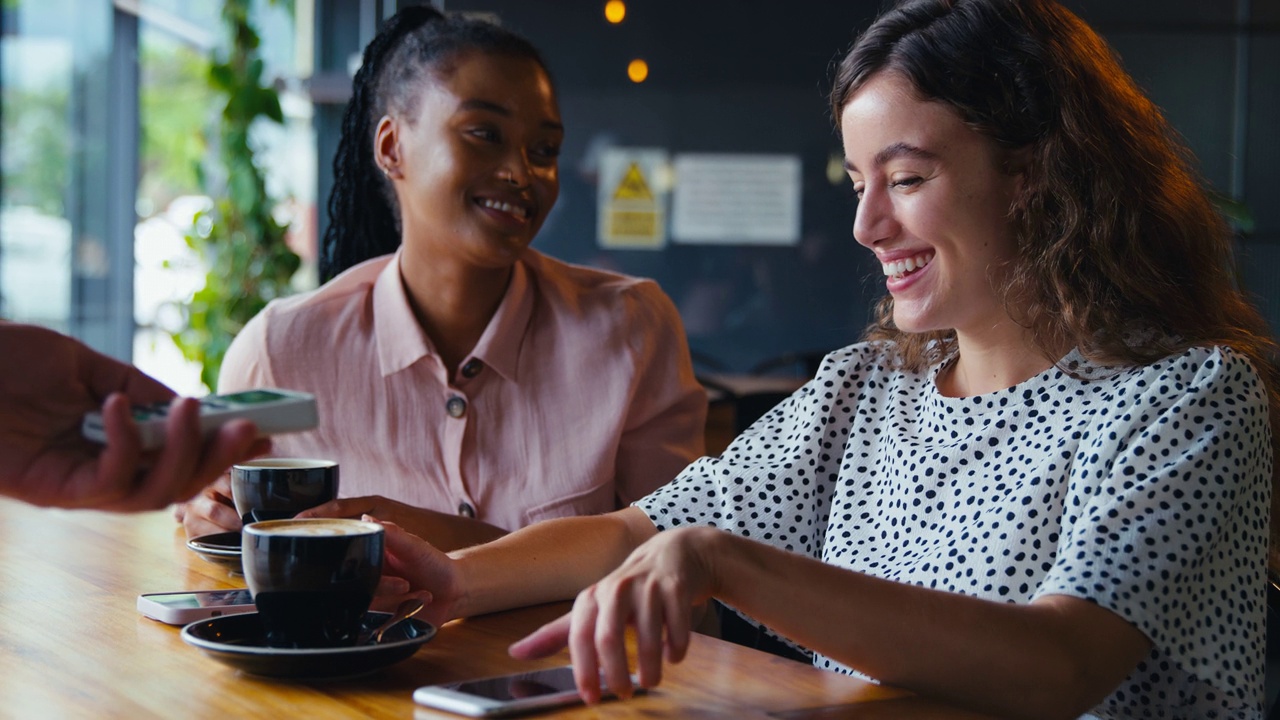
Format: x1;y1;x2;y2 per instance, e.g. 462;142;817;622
636;342;1271;718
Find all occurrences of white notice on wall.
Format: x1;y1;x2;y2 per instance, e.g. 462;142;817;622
671;154;801;246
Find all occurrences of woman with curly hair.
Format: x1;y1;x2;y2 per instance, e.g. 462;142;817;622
373;1;1277;716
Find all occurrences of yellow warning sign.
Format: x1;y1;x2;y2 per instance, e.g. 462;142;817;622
612;163;654;201
598;148;668;249
609;210;658;238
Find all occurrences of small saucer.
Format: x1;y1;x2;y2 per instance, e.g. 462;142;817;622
181;611;436;679
187;531;242;571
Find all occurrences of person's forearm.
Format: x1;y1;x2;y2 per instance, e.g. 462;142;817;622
451;506;656;618
708;531;1148;720
401;512;507;552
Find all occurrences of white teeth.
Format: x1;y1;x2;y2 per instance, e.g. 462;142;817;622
881;252;934;278
480;198;529;219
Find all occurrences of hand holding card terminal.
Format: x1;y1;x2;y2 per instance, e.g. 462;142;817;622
82;388;318;451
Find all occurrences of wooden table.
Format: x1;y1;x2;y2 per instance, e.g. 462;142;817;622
0;498;988;719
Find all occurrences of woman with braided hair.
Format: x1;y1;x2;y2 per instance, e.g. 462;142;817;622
176;6;706;550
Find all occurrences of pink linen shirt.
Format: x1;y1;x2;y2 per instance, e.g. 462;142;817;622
218;248;707;531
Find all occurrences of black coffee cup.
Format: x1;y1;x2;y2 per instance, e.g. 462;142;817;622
242;518;384;648
231;458;338;526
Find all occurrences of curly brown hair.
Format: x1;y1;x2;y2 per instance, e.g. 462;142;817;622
831;0;1280;565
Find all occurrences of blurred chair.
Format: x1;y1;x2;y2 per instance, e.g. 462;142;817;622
714;604;810;665
697;371;804;455
696;349;823;442
748;350;827;379
694;350;815;663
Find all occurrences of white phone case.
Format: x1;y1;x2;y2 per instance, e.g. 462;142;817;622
83;388;318;450
136;589;256;625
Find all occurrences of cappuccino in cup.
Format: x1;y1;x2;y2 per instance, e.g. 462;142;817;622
242;518;383;648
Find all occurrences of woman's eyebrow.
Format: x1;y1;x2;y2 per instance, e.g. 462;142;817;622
844;141;938;173
458;98;564;132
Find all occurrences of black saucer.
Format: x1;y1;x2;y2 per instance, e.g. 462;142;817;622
181;611;436;679
187;531;242;571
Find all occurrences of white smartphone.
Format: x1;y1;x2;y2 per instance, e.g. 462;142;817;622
82;388;318;450
137;589;256;625
414;665;633;717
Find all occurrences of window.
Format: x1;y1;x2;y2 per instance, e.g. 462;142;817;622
1;0;127;353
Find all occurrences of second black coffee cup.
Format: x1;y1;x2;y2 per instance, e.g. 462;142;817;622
231;458;338;526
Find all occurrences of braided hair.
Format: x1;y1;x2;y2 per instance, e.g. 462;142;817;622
321;6;551;283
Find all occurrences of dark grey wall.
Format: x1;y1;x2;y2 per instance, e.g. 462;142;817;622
1239;9;1280;330
316;0;1280;372
444;2;882;371
1073;1;1280;334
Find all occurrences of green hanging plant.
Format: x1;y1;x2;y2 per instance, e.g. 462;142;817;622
171;0;299;392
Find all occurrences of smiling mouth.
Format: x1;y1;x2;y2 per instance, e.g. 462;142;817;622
478;197;531;221
881;252;935;280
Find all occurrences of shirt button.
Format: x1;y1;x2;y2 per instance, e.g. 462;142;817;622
461;359;484;378
445;396;467;418
457;502;475;518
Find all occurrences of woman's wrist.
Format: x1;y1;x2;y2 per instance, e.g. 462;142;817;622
681;526;736;603
438;550;470;620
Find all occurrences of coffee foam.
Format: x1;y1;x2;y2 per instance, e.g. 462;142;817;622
235;458;336;470
246;519;381;537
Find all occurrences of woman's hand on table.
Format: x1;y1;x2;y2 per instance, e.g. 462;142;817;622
173;473;240;538
296;495;506;551
295;494;418;526
369;517;461;628
508;526;721;704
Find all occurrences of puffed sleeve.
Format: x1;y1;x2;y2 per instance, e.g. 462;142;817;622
634;344;874;559
612;280;708;504
1033;347;1272;708
215;310;277;394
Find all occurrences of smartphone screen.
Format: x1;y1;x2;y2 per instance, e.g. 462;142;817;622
146;589;254;609
415;665;635;717
211;389;294;406
129;390;290;421
138;588;257;625
448;666;579;701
